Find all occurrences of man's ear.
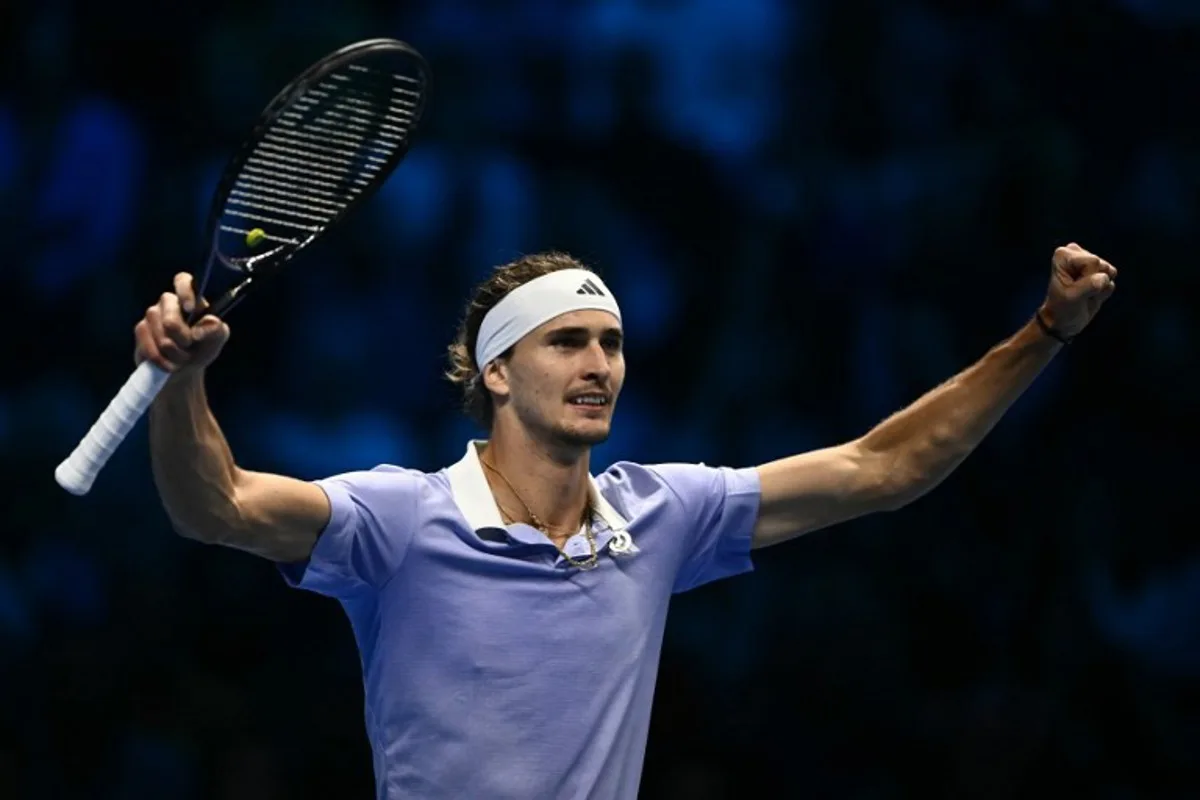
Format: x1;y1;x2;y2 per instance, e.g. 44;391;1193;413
482;358;510;399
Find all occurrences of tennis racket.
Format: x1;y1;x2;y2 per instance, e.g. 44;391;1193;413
54;37;431;496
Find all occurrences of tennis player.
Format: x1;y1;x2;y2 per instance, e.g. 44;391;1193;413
141;244;1115;798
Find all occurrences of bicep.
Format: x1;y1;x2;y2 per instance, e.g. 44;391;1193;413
225;469;333;563
752;439;892;548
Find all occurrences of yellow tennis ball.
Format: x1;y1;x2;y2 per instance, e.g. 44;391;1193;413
246;228;266;247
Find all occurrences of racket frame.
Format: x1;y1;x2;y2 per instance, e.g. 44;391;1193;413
54;38;431;496
196;37;431;322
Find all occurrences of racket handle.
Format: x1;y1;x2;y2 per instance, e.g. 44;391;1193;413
54;360;172;496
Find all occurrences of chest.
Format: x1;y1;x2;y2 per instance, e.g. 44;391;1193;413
384;526;673;680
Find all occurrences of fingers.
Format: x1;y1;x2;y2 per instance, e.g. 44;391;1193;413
135;291;194;371
155;299;192;369
1058;243;1117;275
192;314;230;346
1086;257;1117;293
1090;279;1117;315
1053;246;1087;277
173;272;195;314
164;291;196;347
133;274;231;371
1088;272;1114;293
1055;245;1119;286
134;314;179;372
174;271;213;321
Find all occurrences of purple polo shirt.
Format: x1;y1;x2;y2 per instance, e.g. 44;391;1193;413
280;440;761;799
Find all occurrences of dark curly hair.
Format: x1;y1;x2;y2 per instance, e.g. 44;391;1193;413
445;251;595;429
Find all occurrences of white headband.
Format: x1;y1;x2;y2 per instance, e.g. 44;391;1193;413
475;268;622;368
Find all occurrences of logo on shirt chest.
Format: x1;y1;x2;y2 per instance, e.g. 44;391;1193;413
607;530;639;556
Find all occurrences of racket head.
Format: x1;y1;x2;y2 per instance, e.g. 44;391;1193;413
196;38;431;318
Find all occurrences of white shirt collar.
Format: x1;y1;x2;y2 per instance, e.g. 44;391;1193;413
444;439;629;533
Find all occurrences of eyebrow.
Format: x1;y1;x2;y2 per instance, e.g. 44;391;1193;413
544;326;623;342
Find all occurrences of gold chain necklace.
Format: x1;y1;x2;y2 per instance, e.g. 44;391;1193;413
480;455;599;570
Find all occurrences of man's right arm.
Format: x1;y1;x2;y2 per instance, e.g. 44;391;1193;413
149;372;331;563
139;271;330;564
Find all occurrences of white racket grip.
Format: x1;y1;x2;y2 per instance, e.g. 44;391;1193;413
55;360;172;496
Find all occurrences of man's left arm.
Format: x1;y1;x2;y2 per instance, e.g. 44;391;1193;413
752;243;1118;549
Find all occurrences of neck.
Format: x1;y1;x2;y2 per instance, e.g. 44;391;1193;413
480;422;591;533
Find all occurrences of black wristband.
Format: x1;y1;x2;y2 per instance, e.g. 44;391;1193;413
1034;308;1072;344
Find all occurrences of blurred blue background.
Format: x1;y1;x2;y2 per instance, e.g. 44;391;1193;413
2;0;1199;797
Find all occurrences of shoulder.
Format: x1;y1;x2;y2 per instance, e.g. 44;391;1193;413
319;463;430;485
316;463;440;507
595;461;761;510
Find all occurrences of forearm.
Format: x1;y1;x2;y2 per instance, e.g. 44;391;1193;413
861;312;1062;507
149;371;245;542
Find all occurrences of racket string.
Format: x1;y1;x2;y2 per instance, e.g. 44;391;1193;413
293;93;406;128
263;129;391;164
223;207;319;233
288;100;410;139
225;185;347;230
277;107;403;145
215;50;428;265
239;164;361;200
232;151;356;222
230;180;342;212
343;62;422;82
243;149;371;187
254;140;386;177
231;143;376;231
304;88;420;122
304;85;417;116
302;77;418;123
333;65;424;99
216;224;299;246
227;190;340;223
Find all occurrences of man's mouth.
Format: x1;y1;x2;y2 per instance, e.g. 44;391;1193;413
567;393;610;408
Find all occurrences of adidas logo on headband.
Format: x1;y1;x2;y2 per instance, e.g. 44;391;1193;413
576;279;605;296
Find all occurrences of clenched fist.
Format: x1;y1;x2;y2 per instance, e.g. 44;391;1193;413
1039;243;1118;340
134;272;230;374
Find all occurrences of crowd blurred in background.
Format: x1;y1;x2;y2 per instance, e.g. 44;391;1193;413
2;0;1199;797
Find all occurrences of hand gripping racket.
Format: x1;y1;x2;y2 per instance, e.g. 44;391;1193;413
55;38;431;496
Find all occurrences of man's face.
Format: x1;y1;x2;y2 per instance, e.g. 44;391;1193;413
487;310;625;449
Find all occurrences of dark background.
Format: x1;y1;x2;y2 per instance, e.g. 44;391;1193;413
2;0;1199;797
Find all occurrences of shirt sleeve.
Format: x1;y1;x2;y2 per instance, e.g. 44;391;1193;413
277;465;421;597
646;463;762;594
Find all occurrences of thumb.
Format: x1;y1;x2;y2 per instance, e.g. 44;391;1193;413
192;315;227;342
1072;272;1110;298
1086;272;1112;294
